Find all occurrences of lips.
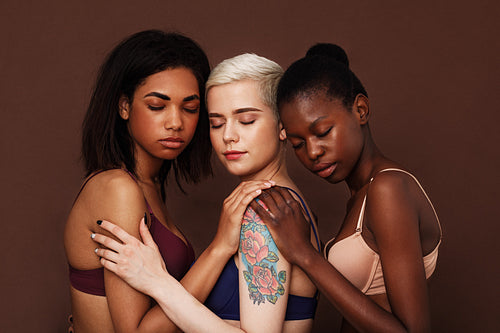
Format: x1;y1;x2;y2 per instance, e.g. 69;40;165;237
312;163;337;178
159;137;184;149
223;150;246;160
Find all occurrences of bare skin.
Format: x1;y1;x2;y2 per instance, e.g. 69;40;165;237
65;67;277;332
92;78;320;332
250;92;441;333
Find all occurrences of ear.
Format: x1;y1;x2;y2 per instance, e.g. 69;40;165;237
278;121;287;141
353;94;369;125
119;95;131;120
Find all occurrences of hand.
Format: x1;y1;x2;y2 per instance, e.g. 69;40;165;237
92;217;168;297
212;180;275;254
250;186;313;265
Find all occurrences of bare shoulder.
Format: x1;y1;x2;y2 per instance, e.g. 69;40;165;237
365;170;420;234
80;169;147;234
367;169;418;203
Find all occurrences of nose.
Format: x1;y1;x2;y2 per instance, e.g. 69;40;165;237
164;107;183;131
306;138;324;161
222;121;239;144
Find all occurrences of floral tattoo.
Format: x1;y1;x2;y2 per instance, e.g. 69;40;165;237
239;203;286;305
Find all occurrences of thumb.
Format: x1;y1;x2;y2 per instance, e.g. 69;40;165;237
139;214;156;247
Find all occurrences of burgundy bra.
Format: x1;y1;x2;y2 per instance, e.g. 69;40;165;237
68;170;195;296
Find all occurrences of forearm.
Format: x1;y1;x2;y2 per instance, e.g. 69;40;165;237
154;272;243;333
134;244;233;332
181;241;233;302
297;250;408;333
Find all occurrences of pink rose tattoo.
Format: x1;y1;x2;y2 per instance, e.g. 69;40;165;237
241;230;269;265
240;204;286;305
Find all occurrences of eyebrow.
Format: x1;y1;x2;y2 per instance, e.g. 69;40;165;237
144;92;200;102
209;107;263;118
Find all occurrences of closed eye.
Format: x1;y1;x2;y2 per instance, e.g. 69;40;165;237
317;127;332;137
184;107;199;114
148;105;164;111
240;120;256;125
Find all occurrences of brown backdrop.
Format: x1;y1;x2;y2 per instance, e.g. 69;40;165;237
1;0;498;332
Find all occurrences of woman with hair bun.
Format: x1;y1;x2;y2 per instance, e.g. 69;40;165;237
251;43;442;333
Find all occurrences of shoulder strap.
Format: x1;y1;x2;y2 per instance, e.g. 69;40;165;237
72;170;107;205
283;187;321;252
377;168;442;235
357;168;442;236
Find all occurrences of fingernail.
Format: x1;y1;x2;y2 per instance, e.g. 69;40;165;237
256;189;262;194
144;212;147;224
94;248;98;254
90;233;95;239
97;220;102;225
269;180;276;185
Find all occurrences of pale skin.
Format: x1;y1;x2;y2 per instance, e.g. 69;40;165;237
64;67;275;333
94;79;320;332
250;92;441;333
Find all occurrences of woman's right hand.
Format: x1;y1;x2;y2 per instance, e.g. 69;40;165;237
212;180;275;255
250;186;313;265
93;218;169;297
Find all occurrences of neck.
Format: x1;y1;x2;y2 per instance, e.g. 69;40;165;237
239;149;294;187
133;147;164;185
344;130;386;195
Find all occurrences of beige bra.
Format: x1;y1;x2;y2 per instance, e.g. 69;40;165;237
324;168;442;296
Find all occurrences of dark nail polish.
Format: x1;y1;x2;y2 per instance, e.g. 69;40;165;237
144;212;147;224
97;220;102;225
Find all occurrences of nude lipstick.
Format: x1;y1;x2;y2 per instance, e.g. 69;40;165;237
159;137;184;149
312;163;337;178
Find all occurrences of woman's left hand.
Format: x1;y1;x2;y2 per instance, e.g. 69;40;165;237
92;217;168;296
250;186;313;265
212;180;275;255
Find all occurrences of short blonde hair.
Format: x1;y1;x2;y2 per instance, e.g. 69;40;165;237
206;53;283;115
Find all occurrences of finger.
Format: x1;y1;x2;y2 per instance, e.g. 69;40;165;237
92;233;123;252
226;180;275;202
234;182;275;206
139;217;156;247
276;187;300;206
95;247;120;263
256;188;280;214
249;200;273;224
100;256;119;274
97;220;136;243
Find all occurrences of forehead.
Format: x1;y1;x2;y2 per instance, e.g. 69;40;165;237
280;92;346;125
137;67;199;94
207;80;270;113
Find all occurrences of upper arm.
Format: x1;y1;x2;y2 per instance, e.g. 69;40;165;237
92;172;152;332
238;205;291;333
366;174;431;331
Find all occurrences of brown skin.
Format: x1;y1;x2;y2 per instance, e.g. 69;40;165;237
250;92;441;333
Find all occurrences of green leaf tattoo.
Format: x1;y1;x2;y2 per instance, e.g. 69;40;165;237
239;204;286;306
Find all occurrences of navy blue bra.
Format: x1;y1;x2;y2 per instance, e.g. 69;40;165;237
204;188;320;321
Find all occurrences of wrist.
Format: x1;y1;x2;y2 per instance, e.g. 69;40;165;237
150;270;176;300
294;246;321;271
206;240;235;261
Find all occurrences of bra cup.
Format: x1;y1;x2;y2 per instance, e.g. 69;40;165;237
327;233;380;292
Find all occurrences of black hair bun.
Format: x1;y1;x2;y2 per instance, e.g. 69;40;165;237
305;43;349;68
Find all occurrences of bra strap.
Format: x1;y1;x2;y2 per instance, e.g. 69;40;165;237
72;170;107;205
376;168;442;236
283;187;321;252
